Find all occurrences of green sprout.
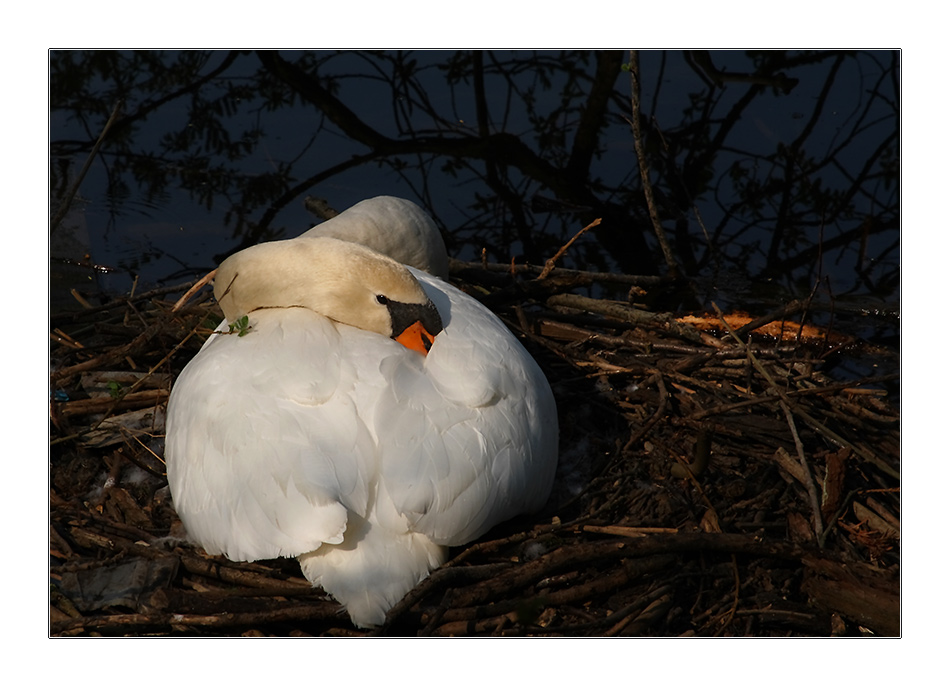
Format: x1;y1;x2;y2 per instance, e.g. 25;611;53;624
107;380;124;400
228;315;251;337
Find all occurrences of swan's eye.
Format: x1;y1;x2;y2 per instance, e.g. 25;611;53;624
376;294;389;305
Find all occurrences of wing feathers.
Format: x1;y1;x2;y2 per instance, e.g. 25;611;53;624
377;271;558;545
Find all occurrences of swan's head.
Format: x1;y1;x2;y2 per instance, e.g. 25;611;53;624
214;237;443;355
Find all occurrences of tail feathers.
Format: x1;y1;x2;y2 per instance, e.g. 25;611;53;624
298;513;446;628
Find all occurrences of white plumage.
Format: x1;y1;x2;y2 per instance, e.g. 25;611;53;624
165;196;558;628
301;196;450;280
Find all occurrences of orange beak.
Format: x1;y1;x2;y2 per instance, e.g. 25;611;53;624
394;320;439;356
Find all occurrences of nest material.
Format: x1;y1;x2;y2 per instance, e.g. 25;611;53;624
49;261;900;637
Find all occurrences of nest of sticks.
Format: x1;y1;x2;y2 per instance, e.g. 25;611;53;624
49;256;900;637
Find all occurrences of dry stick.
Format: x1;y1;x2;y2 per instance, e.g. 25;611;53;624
537;218;602;279
603;585;674;637
178;554;313;590
374;562;514;635
51;279;213;327
689;373;900;420
121;431;169;479
628;51;678;276
51;100;123;232
378;523;567;632
710;554;742;637
51;329;85;349
431;555;634;631
712;303;825;541
101;321;200;413
582;525;679;537
551;583;674;637
58;389;169;418
546;292;717;347
52;604;339;636
172;269;217;312
571;372;673;516
620;372;668;455
725;299;807;342
303;195;339;220
51;323;165;383
779;398;824;541
71;289;94;309
726;311;897;479
429;531;837;616
451;258;672;287
652;121;715;252
436;556;662;634
50;321;201;447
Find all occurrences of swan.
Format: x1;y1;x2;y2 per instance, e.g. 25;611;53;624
301;196;450;280
164;197;558;628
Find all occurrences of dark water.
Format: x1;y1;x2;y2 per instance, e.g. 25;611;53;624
50;50;899;354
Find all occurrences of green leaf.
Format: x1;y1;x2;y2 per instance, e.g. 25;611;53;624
107;380;124;400
227;315;251;337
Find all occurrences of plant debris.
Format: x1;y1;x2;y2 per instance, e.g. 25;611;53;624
49;257;899;637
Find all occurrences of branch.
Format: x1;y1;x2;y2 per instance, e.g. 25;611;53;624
255;51;564;190
566;50;625;181
628;51;679;276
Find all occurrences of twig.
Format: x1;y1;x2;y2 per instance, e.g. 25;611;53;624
50;323;165;384
537;218;601;279
304;196;339;220
628;51;678;276
51;604;338;636
51;100;124;232
712;302;898;479
547;292;719;347
724;299;807;341
780;400;824;541
582;525;679;537
172;269;217;312
71;289;94;309
58;389;169;418
688;373;899;420
50;321;201;446
50;278;217;326
450;258;674;287
51;329;85;349
621;372;669;454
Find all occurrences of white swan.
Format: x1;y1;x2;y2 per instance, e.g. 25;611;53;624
302;196;450;280
165;197;558;628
